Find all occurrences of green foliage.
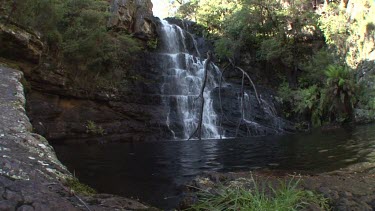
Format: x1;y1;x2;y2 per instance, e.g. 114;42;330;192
293;85;320;114
214;38;235;59
175;0;375;125
65;177;97;196
2;0;64;37
182;0;320;75
278;83;323;126
318;0;375;68
299;49;335;86
177;0;240;34
59;0;121;72
358;75;375;110
2;0;142;90
278;82;294;104
324;65;358;120
86;120;105;136
279;64;359;126
176;0;199;21
187;177;329;211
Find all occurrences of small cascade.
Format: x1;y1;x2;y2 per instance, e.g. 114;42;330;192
159;20;220;139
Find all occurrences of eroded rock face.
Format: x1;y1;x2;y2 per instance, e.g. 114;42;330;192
108;0;157;39
0;23;44;64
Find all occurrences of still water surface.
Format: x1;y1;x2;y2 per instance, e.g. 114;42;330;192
53;124;375;209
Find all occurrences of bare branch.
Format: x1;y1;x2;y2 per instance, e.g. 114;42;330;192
188;51;213;140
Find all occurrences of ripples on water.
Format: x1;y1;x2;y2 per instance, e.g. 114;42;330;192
53;124;375;209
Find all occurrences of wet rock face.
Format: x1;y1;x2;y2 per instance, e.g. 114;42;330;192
0;23;44;64
108;0;157;39
211;85;296;137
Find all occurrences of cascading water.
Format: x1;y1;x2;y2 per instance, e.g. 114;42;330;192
159;20;220;139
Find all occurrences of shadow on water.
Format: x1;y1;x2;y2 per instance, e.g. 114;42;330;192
53;124;375;209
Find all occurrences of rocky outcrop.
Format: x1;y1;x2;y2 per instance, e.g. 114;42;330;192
0;23;44;64
108;0;157;40
0;65;151;210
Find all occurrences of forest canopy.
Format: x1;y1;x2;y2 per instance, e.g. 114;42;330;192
176;0;375;126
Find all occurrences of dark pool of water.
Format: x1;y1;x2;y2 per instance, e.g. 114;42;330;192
53;124;375;209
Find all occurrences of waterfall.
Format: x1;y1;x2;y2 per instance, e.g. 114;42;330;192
159;20;220;140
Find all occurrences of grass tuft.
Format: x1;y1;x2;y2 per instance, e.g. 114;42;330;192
186;176;330;211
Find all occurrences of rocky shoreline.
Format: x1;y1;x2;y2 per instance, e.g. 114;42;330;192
0;65;152;210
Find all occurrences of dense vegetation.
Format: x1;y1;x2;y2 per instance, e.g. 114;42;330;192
0;0;142;90
176;0;375;126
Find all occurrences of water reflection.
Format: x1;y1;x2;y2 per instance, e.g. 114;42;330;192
53;124;375;209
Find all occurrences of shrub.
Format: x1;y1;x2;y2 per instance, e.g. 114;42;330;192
86;120;105;136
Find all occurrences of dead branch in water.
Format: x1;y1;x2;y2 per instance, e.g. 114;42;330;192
188;51;213;140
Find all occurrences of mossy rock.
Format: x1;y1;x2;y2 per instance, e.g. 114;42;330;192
65;178;97;196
